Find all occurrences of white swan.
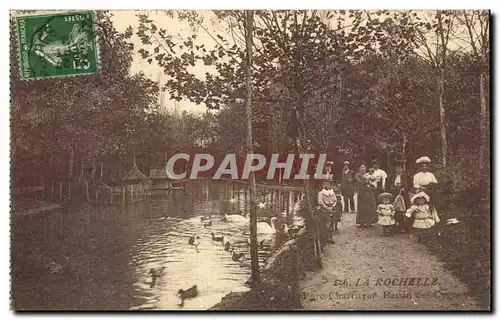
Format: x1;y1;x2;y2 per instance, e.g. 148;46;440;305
257;217;278;234
224;212;249;223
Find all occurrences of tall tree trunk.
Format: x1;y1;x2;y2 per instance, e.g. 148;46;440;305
100;161;104;181
402;132;407;172
438;71;447;168
479;71;488;172
245;10;260;283
68;147;75;180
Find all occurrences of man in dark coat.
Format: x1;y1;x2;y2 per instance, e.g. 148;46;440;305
340;160;355;212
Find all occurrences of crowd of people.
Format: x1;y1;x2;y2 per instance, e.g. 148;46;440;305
315;156;443;247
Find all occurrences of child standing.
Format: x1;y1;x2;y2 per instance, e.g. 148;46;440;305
405;191;440;243
317;180;337;244
377;192;395;236
332;194;343;231
393;190;408;233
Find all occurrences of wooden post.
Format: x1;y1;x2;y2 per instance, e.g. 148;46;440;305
51;180;55;200
244;187;248;216
85;181;90;202
122;186;125;204
59;181;63;201
287;191;292;225
67;182;71;200
291;244;301;308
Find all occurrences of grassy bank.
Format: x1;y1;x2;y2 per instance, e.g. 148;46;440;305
423;194;490;309
211;230;318;310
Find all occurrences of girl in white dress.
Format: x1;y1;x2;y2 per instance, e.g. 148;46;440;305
377;192;395;236
405;192;440;243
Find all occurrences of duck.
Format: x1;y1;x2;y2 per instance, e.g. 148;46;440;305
224;212;249;223
203;220;212;228
247;238;266;249
188;235;199;245
200;215;212;222
149;266;166;288
231;251;245;262
177;285;198;307
257;217;278;234
224;241;231;251
211;233;224;243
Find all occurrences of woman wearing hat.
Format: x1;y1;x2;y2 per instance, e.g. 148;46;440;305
412;156;440;210
354;164;378;228
341;160;355;213
377;192;395;237
371;159;387;196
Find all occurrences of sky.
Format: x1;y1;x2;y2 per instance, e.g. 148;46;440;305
111;10;219;114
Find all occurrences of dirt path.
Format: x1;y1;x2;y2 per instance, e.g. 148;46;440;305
300;212;481;310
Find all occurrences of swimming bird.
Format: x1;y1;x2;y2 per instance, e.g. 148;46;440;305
232;251;245;262
257;217;278;234
188;235;200;245
149;266;166;288
211;233;224;243
203;220;212;228
224;212;249;223
200;215;212;222
178;285;198;307
247;238;266;249
224;241;231;251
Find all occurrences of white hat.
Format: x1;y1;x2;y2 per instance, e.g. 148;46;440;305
411;191;430;204
446;218;460;225
344;160;350;165
416;156;431;164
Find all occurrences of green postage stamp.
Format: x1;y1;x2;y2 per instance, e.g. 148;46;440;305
15;11;99;80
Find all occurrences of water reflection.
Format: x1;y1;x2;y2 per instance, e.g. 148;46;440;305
126;181;283;310
11;180;302;310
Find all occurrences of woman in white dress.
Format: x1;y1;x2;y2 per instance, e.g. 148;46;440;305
411;156;440;211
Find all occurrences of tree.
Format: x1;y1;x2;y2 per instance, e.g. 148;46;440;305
410;10;458;168
244;10;260;283
10;11;159;188
459;11;489;173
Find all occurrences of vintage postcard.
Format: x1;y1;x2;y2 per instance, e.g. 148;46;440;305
10;10;490;311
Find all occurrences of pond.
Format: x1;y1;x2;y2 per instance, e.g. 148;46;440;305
11;180;303;310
